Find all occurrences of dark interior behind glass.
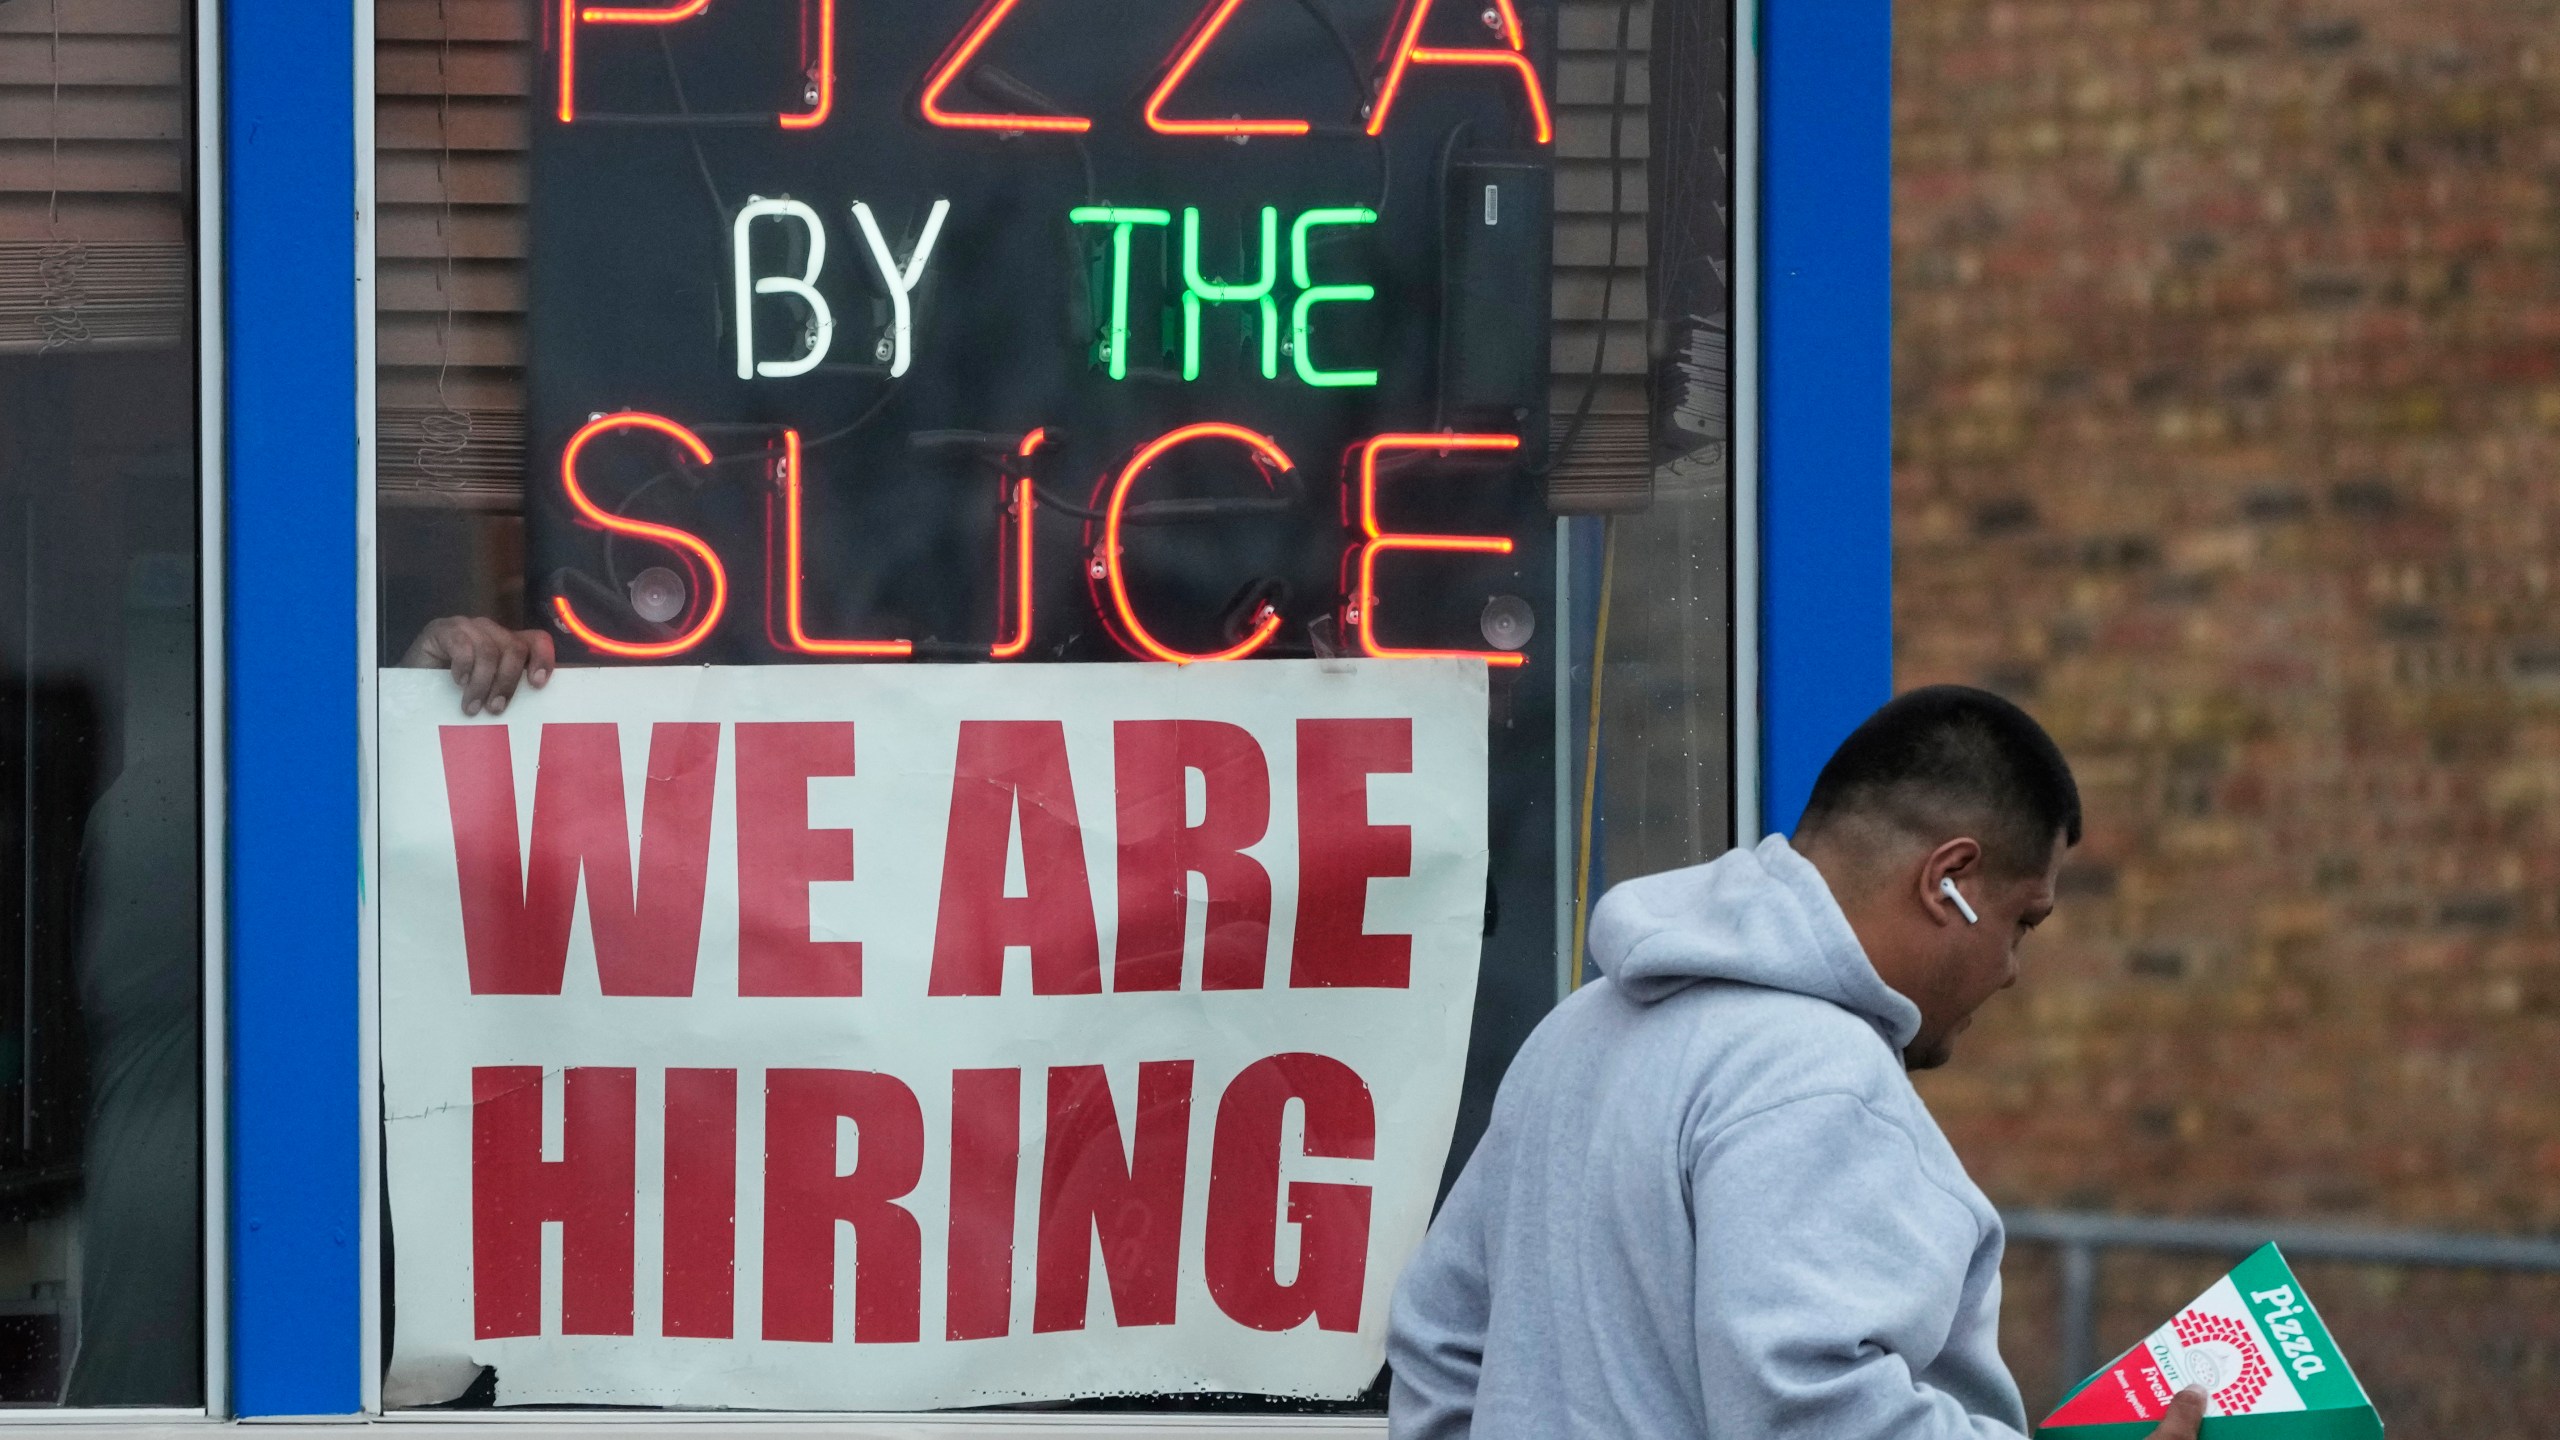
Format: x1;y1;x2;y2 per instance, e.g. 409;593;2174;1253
0;0;204;1405
375;0;1725;1412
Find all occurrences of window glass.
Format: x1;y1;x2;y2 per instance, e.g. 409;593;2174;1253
373;0;1722;1413
0;0;204;1408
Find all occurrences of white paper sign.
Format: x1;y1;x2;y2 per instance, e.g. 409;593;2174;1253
378;660;1489;1410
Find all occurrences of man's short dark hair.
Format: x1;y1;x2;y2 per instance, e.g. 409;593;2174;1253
1796;686;2081;876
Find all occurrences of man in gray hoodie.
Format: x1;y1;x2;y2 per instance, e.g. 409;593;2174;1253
1388;686;2204;1439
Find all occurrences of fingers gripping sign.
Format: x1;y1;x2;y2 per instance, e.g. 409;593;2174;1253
400;616;558;717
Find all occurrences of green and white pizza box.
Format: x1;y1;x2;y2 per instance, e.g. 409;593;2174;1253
2036;1243;2381;1439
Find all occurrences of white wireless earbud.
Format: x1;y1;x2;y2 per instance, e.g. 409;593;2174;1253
1939;876;1980;925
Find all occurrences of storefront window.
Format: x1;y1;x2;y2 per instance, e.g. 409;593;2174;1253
0;0;206;1407
373;0;1724;1413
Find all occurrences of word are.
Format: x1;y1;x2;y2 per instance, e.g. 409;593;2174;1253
441;714;1421;998
554;412;1527;668
559;0;1551;145
473;1054;1376;1342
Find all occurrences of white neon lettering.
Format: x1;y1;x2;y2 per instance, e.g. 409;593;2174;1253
732;198;835;380
848;198;952;379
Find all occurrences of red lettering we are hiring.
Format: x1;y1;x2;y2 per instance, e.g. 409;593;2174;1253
438;715;1420;996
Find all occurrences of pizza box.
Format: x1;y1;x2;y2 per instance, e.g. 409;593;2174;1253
2036;1243;2382;1439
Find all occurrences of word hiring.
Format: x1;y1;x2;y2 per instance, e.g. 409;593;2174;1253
473;1054;1377;1343
734;199;1386;387
555;413;1526;668
561;0;1552;145
439;716;1425;999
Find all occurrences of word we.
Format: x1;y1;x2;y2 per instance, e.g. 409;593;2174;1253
440;715;1421;998
473;1054;1376;1342
559;0;1551;144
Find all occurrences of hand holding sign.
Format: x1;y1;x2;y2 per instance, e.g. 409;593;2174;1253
399;616;556;717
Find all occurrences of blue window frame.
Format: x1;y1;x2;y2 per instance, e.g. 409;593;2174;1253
218;0;1889;1413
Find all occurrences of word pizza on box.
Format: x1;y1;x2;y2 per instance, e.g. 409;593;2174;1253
379;660;1490;1411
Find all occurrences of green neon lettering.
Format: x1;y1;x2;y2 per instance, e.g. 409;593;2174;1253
1181;207;1280;382
1070;206;1173;380
1289;206;1379;388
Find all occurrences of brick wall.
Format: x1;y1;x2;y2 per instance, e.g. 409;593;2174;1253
1892;2;2560;1430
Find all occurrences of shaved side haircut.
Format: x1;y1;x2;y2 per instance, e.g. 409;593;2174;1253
1795;686;2081;878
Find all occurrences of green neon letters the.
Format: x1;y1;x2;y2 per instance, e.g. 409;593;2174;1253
1070;206;1173;380
1181;207;1280;382
1289;206;1379;388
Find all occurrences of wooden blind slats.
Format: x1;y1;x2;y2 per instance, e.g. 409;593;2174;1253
377;0;532;43
1549;0;1652;511
0;0;181;36
379;151;529;207
376;0;529;505
380;312;524;368
378;261;524;314
379;97;528;151
1555;109;1649;158
0;90;182;141
0;0;187;325
0;36;181;88
379;208;526;260
377;44;533;99
0;239;184;351
0;142;180;194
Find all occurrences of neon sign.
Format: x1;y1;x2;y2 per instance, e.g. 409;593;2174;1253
1144;0;1312;137
530;0;1562;667
551;0;1550;140
921;0;1095;133
552;413;732;659
559;0;833;127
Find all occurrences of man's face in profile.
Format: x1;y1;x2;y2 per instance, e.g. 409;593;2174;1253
1903;831;2067;1071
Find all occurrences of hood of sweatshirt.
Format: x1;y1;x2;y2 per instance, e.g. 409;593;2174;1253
1583;833;1922;1052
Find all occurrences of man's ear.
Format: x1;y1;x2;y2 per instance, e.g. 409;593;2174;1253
1919;836;1984;928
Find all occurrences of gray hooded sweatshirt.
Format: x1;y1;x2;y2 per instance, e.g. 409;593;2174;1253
1387;836;2029;1439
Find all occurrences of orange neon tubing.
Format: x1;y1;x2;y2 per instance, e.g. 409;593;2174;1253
1144;0;1310;137
1103;423;1291;665
776;429;912;657
920;0;1092;132
560;0;712;125
990;429;1044;659
580;0;709;22
773;0;834;128
553;413;731;659
1351;433;1526;666
557;0;579;122
1366;0;1553;145
559;0;829;128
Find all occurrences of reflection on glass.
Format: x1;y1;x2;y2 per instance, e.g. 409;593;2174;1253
0;0;204;1409
372;0;1725;1415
